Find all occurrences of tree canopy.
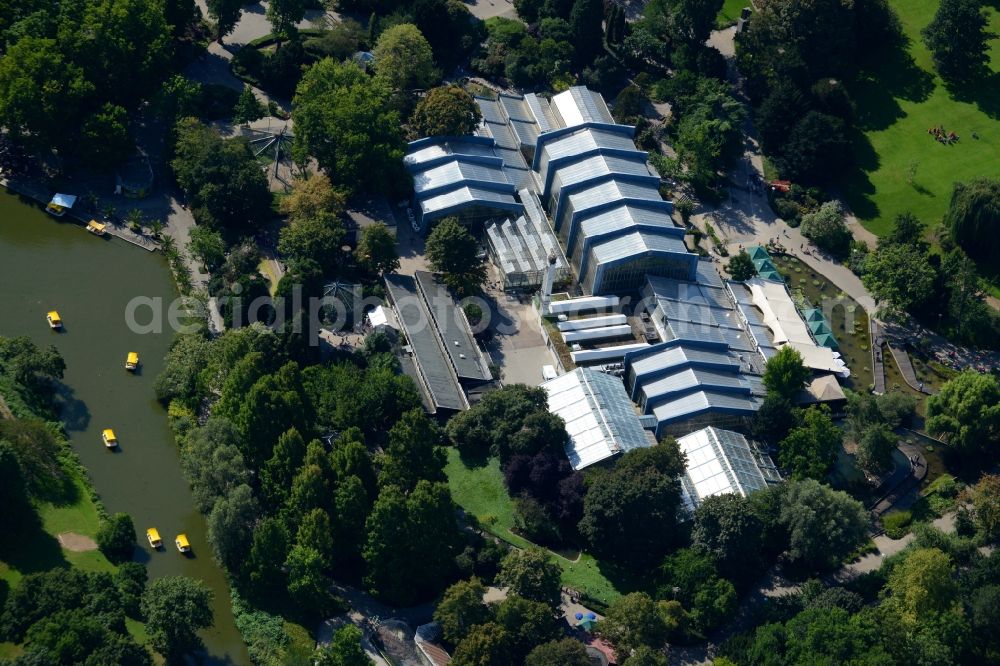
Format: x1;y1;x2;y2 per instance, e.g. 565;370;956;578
578;441;686;566
762;346;810;402
922;0;990;83
778;405;842;481
292;59;406;195
141;576;214;661
944;177;1000;267
373;23;438;91
425;217;488;295
779;479;868;571
411;86;483;137
926;371;1000;461
356;223;399;275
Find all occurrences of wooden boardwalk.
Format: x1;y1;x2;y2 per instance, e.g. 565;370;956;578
871;319;886;394
887;342;934;395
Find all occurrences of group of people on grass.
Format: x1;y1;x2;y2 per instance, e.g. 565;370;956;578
928;125;959;144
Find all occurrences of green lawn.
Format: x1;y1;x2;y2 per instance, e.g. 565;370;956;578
0;471;114;588
845;0;1000;240
444;449;634;607
716;0;750;28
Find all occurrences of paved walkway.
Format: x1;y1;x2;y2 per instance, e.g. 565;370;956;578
886;341;933;394
868;440;928;517
698;28;878;314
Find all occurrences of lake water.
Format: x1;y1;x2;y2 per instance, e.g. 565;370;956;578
0;190;249;663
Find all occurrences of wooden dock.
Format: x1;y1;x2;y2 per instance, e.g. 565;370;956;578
0;176;159;252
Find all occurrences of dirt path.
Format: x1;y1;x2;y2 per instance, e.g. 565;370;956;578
57;532;98;552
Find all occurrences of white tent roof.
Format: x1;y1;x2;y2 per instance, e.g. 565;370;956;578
746;278;844;373
49;193;77;209
367;305;398;330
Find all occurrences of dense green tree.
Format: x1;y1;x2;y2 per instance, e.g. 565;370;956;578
260;428;307;509
648;0;722;46
356;223;399;276
944;177;1000;267
495;595;563;661
856;423;896;475
781;606;890;664
96;512;136;563
922;0;989;83
967;585;1000;659
726;250;757;281
206;0;243;42
411;86;482;137
691;493;764;582
232;362;313;468
941;249;996;347
154;334;212;409
23;608;150;665
779;479;868;570
434;578;490;645
778;405;842;481
762;346;810;401
776;112;851;184
69;0;172;105
673;85;745;189
180;417;249;513
885;211;927;250
495;548;562;608
79;103;132;170
658;547;736;632
623;646;670;666
246;516;290;590
232;86;265;125
207;484;258;572
409;0;485;68
278;213;346;273
451;622;512;666
280;172;346;223
752;393;798;444
600;592;668;658
445;384;553;459
296;508;336;567
862;242;936;317
926;371;1000;460
0;336;65;399
579;441;686;566
378;409;446;491
0;418;66;499
963;475;1000;543
292;59;405;194
315;625;373;665
331;474;370;568
164;0;196;35
141;576;213;661
886;547;957;624
800;201;851;258
0;441;30;531
569;0;604;65
373;23;437;91
171;118;272;232
189;225;226;270
425;217;487;295
755;81;810;155
285;544;338;615
363;481;460;604
525;638;592;666
266;0;305;41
